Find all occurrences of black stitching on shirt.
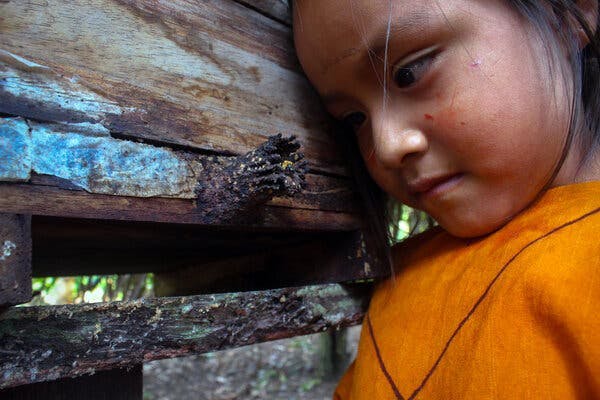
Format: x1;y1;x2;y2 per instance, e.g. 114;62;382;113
367;206;600;400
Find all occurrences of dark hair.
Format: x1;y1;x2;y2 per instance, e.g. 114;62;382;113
334;120;392;273
506;0;600;179
291;0;600;271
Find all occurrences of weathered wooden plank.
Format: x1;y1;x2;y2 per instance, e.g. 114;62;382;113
32;230;310;277
0;117;307;200
0;213;32;307
1;113;355;217
4;117;365;225
0;183;361;230
0;365;143;400
0;0;344;175
267;172;356;212
0;283;372;388
27;172;357;214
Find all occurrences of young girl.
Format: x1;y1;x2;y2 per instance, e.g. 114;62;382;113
292;1;600;398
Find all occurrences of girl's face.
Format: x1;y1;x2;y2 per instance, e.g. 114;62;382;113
294;0;580;237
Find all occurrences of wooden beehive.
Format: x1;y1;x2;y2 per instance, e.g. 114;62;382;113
0;0;385;394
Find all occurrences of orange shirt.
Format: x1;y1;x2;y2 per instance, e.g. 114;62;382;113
335;181;600;400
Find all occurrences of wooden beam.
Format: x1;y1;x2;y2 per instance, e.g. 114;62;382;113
0;214;32;307
0;365;143;400
0;116;355;210
28;171;357;213
1;119;308;202
0;184;361;230
0;283;372;389
0;117;358;229
31;216;319;276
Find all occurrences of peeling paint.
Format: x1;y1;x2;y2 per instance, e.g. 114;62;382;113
0;118;203;198
0;123;306;210
0;118;31;181
31;121;202;198
0;241;17;261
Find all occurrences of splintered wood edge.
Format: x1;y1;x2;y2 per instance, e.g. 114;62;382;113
0;282;372;389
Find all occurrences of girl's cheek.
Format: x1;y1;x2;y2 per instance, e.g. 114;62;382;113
432;83;470;129
435;106;465;128
430;104;470;150
433;83;490;156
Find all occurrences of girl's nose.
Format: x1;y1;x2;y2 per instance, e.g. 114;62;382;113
371;122;429;168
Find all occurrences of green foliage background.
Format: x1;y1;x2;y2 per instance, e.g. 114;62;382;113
29;274;154;305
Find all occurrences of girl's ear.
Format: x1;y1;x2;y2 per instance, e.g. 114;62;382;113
576;0;598;47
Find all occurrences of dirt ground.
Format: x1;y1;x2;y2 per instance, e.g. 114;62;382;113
143;326;361;400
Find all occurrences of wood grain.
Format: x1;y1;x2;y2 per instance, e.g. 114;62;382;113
0;183;361;230
0;0;342;174
0;116;356;220
0;0;360;230
0;283;372;388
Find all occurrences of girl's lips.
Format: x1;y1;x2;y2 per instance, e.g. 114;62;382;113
408;173;464;199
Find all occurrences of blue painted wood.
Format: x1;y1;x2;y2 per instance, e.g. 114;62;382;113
0;118;31;182
0;118;202;198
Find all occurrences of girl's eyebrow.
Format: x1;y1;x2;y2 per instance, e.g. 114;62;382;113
322;9;433;75
369;10;432;58
322;10;433;107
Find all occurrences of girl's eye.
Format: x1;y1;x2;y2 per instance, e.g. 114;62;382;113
392;54;435;88
341;112;366;132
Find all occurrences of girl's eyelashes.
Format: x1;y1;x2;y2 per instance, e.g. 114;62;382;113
392;48;438;89
341;111;366;132
335;47;440;131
